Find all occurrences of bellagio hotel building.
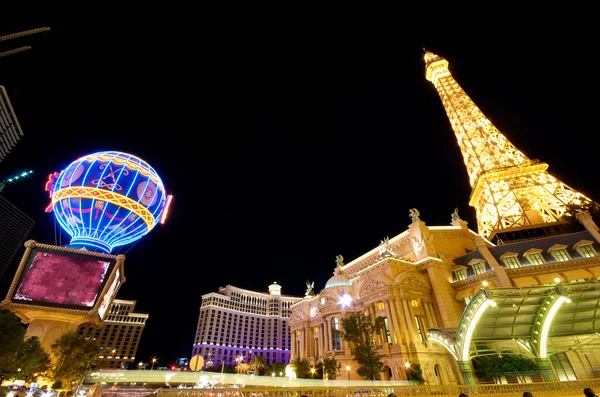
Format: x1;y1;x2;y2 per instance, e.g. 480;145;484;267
192;282;303;366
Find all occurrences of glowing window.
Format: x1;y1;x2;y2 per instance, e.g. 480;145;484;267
331;317;341;350
414;316;425;342
528;253;544;265
554;249;569;262
473;262;485;275
581;245;596;258
383;318;392;344
503;256;520;269
455;269;466;281
467;259;487;275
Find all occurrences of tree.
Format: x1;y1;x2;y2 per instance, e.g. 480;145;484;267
51;380;63;391
406;363;424;383
50;332;100;391
340;313;385;380
249;354;266;375
265;361;286;376
13;336;50;382
0;310;27;384
235;362;250;374
321;357;341;380
290;358;311;378
0;311;50;384
472;354;539;383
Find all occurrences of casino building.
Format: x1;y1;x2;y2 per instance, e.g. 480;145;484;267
289;52;600;385
192;283;303;367
78;299;148;369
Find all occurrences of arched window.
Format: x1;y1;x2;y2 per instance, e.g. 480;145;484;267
331;317;341;350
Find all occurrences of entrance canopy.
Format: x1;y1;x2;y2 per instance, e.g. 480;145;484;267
428;280;600;362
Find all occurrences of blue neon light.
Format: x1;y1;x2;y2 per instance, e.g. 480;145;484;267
48;151;168;253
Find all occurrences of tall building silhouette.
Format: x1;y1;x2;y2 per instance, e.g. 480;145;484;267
0;85;24;163
0;195;34;281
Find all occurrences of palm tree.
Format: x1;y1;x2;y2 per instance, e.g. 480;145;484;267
249;354;266;375
236;363;250;374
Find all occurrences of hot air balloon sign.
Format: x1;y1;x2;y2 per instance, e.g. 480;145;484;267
45;151;173;253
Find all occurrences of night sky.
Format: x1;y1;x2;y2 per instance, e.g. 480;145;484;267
1;8;598;365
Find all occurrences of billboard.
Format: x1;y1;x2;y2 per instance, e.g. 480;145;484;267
12;247;116;310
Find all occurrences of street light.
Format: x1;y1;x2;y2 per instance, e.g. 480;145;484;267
311;367;316;378
346;365;351;383
249;350;255;375
151;357;158;371
405;361;411;381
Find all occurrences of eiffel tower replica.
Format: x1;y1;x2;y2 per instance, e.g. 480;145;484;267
424;50;593;243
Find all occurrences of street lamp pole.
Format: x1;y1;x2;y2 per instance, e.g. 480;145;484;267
346;365;351;384
405;361;411;381
151;357;158;371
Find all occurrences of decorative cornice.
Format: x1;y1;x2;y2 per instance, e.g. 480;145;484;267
506;256;600;277
33;240;125;259
343;236;413;278
428;230;471;239
416;259;447;271
451;271;498;289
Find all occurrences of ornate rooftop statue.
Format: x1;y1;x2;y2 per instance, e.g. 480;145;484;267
377;236;397;260
335;255;344;268
305;280;315;296
409;208;420;223
451;207;461;222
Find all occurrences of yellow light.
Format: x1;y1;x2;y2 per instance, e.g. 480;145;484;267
404;361;410;368
539;296;566;358
53;186;156;229
425;52;593;238
482;281;489;287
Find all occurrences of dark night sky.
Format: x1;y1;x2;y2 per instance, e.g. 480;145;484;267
1;7;598;365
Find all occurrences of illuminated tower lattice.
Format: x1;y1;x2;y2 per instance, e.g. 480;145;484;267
424;50;591;238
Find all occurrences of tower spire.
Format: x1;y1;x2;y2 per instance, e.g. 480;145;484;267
424;51;592;239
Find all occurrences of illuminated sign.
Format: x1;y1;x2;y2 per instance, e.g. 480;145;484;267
12;247;116;310
45;151;170;253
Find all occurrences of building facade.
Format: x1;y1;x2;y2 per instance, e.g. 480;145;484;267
0;195;34;281
192;283;303;367
289;51;600;385
77;299;148;369
0;85;24;163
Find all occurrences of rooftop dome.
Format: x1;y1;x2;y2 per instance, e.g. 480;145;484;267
325;256;352;289
325;273;352;289
268;281;281;295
